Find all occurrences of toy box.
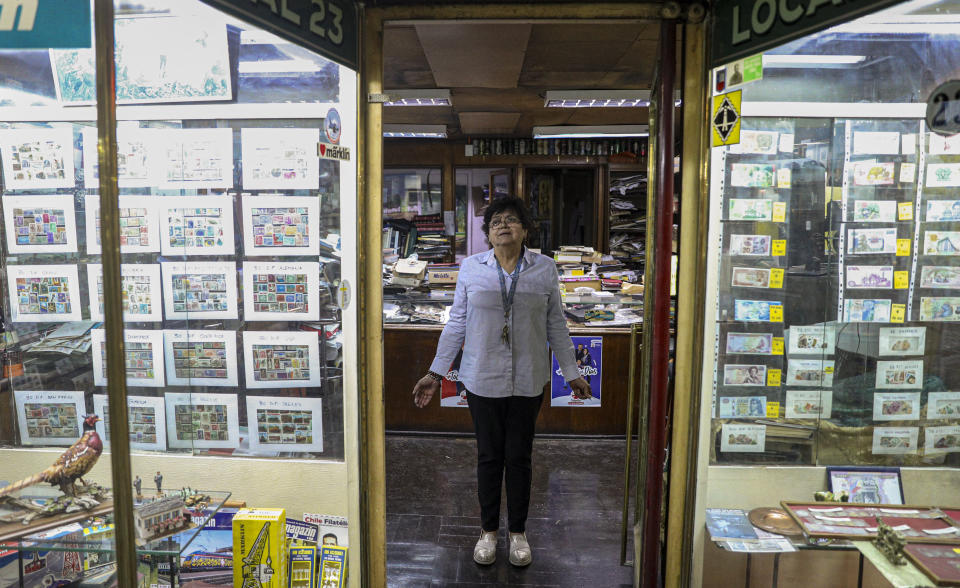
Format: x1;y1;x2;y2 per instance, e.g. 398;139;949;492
289;546;318;588
318;546;347;588
232;508;287;588
176;507;238;587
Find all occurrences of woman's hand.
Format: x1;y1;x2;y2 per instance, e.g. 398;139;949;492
413;375;441;408
569;377;592;400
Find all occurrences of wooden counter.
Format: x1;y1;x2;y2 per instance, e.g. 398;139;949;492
384;325;641;436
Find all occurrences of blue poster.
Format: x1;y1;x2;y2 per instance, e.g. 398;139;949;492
551;336;602;407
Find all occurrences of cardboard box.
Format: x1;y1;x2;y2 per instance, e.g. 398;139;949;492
232;508;287;588
289;546;318;588
393;258;427;279
177;508;238;587
318;546;348;588
427;268;459;284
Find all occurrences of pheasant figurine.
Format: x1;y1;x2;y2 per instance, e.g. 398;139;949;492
0;414;103;498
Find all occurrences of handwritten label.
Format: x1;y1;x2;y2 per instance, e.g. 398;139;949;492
769;305;784;323
766;401;780;418
771;240;786;256
894;271;909;289
896;239;911;256
767;369;781;387
898;202;914;221
771;337;784;355
891;304;906;323
769;268;784;289
772;202;787;223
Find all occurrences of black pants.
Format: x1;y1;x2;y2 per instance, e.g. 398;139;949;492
466;391;543;534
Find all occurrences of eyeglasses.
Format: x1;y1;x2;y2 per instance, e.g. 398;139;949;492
489;215;521;228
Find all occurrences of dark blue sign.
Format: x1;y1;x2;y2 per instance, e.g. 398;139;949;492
0;0;91;49
200;0;358;70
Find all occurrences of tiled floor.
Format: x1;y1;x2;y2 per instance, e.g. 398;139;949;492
386;435;636;587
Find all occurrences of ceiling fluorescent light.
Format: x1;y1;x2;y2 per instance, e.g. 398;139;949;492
383;89;452;106
532;125;649;139
383;124;448;138
544;90;651;108
762;54;866;67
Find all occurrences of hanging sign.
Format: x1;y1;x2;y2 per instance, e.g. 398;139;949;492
711;0;901;67
199;0;358;70
712;91;742;147
0;0;91;49
927;80;960;137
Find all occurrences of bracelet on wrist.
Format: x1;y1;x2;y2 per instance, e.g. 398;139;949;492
426;371;443;382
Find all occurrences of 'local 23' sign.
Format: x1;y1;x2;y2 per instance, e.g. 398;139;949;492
200;0;358;70
711;0;901;67
0;0;91;49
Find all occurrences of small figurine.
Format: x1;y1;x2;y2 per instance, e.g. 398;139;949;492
0;415;102;498
134;475;142;498
154;471;163;495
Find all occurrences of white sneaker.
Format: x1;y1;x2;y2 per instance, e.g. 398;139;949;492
509;532;532;567
473;530;497;565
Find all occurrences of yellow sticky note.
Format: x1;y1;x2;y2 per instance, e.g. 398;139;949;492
766;401;780;418
772;202;787;223
571;269;584;276
769;305;784;323
898;202;914;221
766;369;781;387
954;548;960;554
894;271;909;289
891;303;906;323
896;239;911;256
771;337;784;355
771;240;786;256
769;268;784;289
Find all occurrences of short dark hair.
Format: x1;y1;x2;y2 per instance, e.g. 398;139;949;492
482;196;535;238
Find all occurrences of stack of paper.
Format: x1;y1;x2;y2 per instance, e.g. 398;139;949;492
24;321;96;355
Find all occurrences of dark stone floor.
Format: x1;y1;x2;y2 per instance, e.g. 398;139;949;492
386;435;636;587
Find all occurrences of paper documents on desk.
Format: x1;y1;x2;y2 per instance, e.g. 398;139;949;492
24;321;95;355
719;536;797;553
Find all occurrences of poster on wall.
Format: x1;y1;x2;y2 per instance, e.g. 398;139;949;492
87;263;163;323
90;328;165;388
241;195;321;257
163;329;239;387
2;195;78;254
240;128;320;190
0;128;75;190
242;261;321;322
81;127;156;188
14;390;85;446
50;18;231;105
159;196;235;256
164;392;240;450
245;395;323;453
161;261;238;320
154;128;234;190
242;330;323;389
7;264;82;322
85;195;161;254
439;349;467;407
92;394;167;451
551;335;602;407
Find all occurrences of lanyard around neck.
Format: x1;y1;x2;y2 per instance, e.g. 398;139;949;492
495;252;523;320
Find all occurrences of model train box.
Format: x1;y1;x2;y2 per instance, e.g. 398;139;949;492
289;546;318;588
232;508;287;588
176;507;238;587
318;545;348;588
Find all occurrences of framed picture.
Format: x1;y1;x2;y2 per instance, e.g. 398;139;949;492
160;261;238;320
91;328;165;388
242;261;321;321
246;395;323;453
241;195;320;257
14;390;86;446
826;466;904;504
242;330;322;389
164;392;240;450
158;195;235;257
163;329;239;387
2;195;78;254
87;263;163;323
7;264;82;322
85;195;161;254
92;394;167;451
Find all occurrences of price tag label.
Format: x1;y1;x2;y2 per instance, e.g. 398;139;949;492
769;268;784;288
891;303;906;323
771;337;784;355
954;548;960;555
898;202;914;221
766;369;781;387
771;240;786;256
571;269;584;276
896;239;912;256
772;202;787;223
894;271;910;289
824;365;835;374
769;305;784;323
766;401;781;418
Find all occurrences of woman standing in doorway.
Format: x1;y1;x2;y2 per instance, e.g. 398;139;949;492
412;196;592;567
